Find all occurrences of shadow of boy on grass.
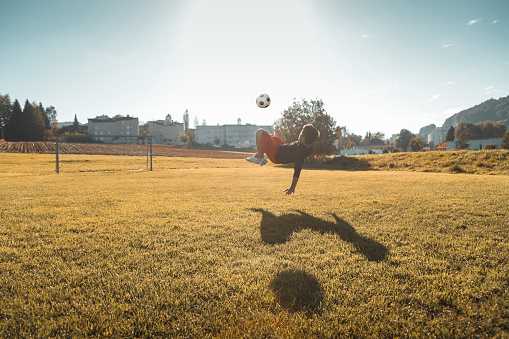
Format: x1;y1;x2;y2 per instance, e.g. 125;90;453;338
251;208;388;262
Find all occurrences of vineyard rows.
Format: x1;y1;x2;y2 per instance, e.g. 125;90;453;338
0;141;249;159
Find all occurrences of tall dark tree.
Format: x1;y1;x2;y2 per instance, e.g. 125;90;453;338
23;100;45;140
0;94;12;139
72;114;80;133
274;98;341;156
38;102;50;130
5;99;23;140
445;126;455;142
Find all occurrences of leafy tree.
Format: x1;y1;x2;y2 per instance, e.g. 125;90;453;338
395;129;415;151
139;123;149;137
409;136;424;152
165;114;173;125
360;131;386;145
492;122;507;138
338;128;362;150
365;136;386;145
274;98;341;156
477;120;506;139
178;133;190;145
445;126;455;142
455;121;481;140
45;106;58;128
501;131;509;149
479;121;496;139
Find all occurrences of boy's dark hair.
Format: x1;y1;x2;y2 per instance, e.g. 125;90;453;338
302;124;320;144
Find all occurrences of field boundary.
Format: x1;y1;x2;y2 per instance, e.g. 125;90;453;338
0;140;251;159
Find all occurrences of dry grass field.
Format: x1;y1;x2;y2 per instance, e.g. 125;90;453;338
1;152;508;337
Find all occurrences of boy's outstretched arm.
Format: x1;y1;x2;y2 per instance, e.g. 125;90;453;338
284;176;299;195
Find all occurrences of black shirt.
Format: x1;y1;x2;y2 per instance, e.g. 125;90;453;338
274;141;313;178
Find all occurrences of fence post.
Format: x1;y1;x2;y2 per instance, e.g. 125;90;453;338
149;136;153;171
56;135;60;173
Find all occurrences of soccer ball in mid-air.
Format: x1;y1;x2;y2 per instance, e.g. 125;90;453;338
256;93;271;108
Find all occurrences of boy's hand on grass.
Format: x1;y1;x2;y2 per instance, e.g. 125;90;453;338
284;187;295;195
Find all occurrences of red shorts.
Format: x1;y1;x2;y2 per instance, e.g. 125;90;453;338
260;130;285;164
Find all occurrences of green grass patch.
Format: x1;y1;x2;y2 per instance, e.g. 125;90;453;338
1;154;508;337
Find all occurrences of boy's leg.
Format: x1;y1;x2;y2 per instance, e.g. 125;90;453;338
246;128;267;164
247;129;285;164
255;128;265;158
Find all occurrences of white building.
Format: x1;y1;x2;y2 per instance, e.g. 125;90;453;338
148;121;185;145
427;128;445;146
194;123;274;147
446;138;503;150
88;115;139;143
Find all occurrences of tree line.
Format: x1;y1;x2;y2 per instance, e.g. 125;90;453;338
2;92;508;153
0;93;90;142
1;93;59;141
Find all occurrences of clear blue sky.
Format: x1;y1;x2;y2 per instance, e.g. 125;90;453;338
1;0;508;137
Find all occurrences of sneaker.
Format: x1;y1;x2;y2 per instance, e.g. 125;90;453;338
259;157;268;166
246;155;260;164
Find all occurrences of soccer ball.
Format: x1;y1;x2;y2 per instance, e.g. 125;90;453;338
256;93;271;108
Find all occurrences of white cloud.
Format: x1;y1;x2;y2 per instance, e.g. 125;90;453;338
485;86;501;94
442;81;454;86
441;43;454;48
492;20;498;24
361;33;371;38
427;94;441;103
467;18;482;26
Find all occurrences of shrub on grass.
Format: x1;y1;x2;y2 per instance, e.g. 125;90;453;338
448;164;466;173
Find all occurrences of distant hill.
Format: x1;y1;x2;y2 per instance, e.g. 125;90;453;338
419;124;437;135
442;95;509;129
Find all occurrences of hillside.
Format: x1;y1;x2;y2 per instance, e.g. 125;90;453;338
316;150;509;175
442;95;509;129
